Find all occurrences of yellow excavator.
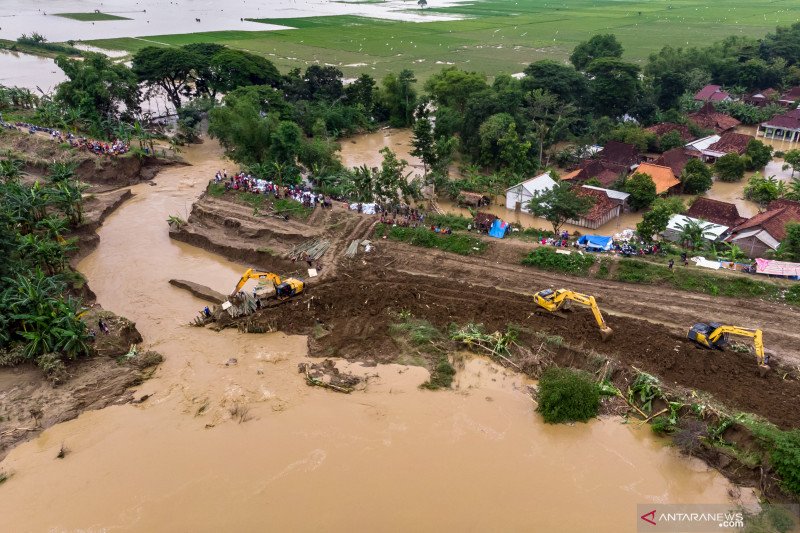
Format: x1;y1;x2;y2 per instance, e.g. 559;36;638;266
532;289;613;341
687;323;769;369
232;268;305;301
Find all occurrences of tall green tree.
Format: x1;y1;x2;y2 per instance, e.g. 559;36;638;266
203;49;281;95
675;218;716;249
55;52;140;125
132;46;205;110
624;172;658;211
522;60;587;105
527;182;594;234
570;34;624;71
777;223;800;261
382;69;417;127
681;159;713;194
424;67;488;114
744;139;773;170
636;197;685;241
714;153;746;182
783;149;800;177
586;58;641;117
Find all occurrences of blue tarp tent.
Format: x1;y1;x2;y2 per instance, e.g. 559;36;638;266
577;235;613;251
488;219;510;239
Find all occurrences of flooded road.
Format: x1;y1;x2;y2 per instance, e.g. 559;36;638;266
0;139;752;531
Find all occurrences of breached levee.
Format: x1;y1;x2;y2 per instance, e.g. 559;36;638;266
169;279;227;304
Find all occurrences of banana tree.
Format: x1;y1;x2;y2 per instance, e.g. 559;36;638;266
53;180;87;226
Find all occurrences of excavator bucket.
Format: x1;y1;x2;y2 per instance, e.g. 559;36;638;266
599;327;613;342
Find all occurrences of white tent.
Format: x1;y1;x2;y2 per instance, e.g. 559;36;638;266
505;173;557;213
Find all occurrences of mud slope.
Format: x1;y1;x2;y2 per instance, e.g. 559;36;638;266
251;258;800;430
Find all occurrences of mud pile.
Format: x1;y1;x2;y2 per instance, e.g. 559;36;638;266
249;263;800;429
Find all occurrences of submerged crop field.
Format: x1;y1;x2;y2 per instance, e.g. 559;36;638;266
87;0;800;79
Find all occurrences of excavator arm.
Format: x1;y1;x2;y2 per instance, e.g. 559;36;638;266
533;289;613;341
708;326;766;366
232;268;283;295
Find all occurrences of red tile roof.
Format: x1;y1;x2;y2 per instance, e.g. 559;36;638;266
686;198;746;228
764;111;800;130
644;123;695;142
600;141;639;167
779;87;800;103
653;148;693;178
689;104;740;133
707;132;753;155
694;84;729;101
574;187;618;222
730;201;800;242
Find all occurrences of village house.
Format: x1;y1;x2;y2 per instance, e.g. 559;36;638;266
778;87;800;107
688;103;741;134
504;172;557;212
744;88;778;108
694;84;731;103
685;197;746;228
566;187;627;230
757;108;800;143
684;132;753;163
644;122;695;142
662;214;729;243
560;141;639;187
652;148;693;179
726;199;800;258
633;162;681;195
560;158;622;187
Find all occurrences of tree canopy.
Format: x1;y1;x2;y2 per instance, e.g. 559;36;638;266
570;34;624;71
527;182;595;234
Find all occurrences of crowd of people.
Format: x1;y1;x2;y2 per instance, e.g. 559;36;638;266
215;170;334;209
0;116;130;156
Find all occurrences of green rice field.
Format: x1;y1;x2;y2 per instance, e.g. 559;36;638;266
86;0;800;80
55;12;132;22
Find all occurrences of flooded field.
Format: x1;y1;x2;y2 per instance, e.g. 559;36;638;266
0;0;468;42
0;51;65;92
0;139;753;531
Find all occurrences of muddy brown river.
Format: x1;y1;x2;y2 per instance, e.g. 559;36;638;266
0;140;754;531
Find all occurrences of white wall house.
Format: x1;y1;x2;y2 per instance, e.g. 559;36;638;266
505;173;557;213
661;214;729;243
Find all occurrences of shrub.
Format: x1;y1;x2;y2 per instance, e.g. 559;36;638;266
537;367;600;424
425;212;472;231
715;153;746;182
770;430;800;496
383;226;486;255
421;356;456;390
522;247;595;275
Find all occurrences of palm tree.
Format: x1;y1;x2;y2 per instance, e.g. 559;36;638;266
47;162;77;184
722;243;747;263
785;177;800;201
53;180;87;226
675;218;717;250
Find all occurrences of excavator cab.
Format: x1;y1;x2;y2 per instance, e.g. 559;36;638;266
688;322;725;349
275;278;304;300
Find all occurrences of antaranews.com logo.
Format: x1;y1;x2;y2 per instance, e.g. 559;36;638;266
637;504;799;532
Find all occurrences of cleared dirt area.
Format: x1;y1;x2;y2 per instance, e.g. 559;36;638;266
175;188;800;430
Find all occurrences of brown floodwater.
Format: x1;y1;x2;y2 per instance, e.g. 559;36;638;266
0;139;755;531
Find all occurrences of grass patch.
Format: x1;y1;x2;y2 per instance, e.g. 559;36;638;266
206;182;226;197
536;367;600;424
379;224;486;255
595;258;611;279
614;259;795;304
55;12;131;22
273;198;313;220
390;316;442;346
420;355;456;390
522;247;595;276
424;212;472;231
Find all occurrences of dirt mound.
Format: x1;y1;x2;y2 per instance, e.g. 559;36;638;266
247;262;800;429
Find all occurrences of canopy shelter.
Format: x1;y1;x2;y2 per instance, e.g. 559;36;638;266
577;235;613;251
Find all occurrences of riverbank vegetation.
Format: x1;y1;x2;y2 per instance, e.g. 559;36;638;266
0;162;92;382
